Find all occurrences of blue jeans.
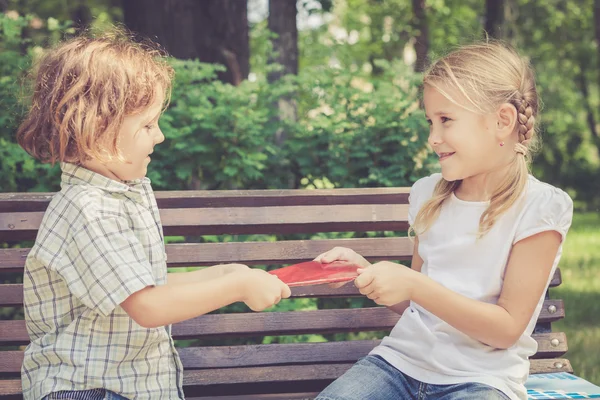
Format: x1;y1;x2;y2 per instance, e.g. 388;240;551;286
43;389;129;400
316;355;510;400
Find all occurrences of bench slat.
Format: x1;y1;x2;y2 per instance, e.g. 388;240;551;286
0;241;565;289
0;358;574;399
0;333;569;375
177;359;577;396
0;301;566;345
0;204;410;240
0;188;578;399
0;189;411;212
0;277;565;306
0;237;414;272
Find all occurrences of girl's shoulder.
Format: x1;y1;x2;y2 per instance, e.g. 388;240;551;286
410;173;443;199
523;175;573;210
407;174;443;222
512;176;573;243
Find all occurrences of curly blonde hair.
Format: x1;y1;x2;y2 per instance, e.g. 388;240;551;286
17;29;174;164
412;41;539;238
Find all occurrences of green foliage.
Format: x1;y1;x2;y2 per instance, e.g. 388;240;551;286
1;13;431;193
149;53;433;191
151;59;281;190
299;0;600;208
0;13;65;192
513;0;600;207
293;59;433;188
554;212;600;383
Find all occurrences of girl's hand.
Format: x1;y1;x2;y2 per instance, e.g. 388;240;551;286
354;261;418;306
313;246;371;268
313;246;371;288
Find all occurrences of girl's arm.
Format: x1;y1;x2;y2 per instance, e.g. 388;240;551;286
357;230;562;349
314;241;424;316
386;238;423;315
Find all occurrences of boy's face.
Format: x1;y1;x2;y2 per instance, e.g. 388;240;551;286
103;92;165;181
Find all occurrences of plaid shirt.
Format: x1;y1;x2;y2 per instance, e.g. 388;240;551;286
22;163;184;400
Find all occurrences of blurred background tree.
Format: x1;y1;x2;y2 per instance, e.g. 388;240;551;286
1;0;599;205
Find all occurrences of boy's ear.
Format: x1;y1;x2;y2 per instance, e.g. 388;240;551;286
495;103;518;140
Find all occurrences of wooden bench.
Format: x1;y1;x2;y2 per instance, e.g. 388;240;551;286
0;189;571;399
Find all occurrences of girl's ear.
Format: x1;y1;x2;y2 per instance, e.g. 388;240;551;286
496;103;518;141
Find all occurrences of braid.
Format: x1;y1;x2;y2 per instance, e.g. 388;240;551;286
516;97;535;144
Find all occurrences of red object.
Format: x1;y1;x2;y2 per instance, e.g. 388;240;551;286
269;260;360;287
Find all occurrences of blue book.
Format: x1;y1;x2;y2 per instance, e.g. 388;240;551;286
526;373;600;399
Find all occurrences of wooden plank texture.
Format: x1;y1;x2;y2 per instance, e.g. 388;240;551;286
0;240;565;288
0;272;565;312
0;358;574;399
0;301;566;345
0;237;414;272
0;204;410;240
0;332;567;375
0;189;411;212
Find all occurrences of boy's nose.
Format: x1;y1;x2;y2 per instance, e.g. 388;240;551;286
155;128;165;145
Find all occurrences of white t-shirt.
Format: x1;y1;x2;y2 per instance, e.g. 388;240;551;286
370;173;573;400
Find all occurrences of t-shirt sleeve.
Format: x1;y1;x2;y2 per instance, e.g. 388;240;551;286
513;187;573;244
55;216;156;317
408;174;441;226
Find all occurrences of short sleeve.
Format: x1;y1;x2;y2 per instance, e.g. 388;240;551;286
408;173;442;226
55;216;156;317
513;187;573;244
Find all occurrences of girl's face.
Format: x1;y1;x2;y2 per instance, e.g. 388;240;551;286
100;92;165;182
423;85;508;183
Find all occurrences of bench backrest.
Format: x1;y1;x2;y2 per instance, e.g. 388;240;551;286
0;189;571;399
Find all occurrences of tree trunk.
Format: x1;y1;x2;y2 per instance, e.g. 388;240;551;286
595;0;600;93
122;0;249;85
194;0;249;85
268;0;298;81
267;0;298;145
411;0;428;72
267;0;298;188
70;0;93;34
485;0;504;39
590;0;600;153
577;64;600;152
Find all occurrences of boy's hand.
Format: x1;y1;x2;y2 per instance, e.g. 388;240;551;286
354;261;417;306
239;269;291;311
313;246;371;288
221;263;250;275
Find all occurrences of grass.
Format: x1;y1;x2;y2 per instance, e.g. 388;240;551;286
553;212;600;384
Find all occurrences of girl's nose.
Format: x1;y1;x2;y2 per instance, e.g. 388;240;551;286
428;128;442;147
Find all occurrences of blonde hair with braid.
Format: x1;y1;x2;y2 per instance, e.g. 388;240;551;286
412;41;539;238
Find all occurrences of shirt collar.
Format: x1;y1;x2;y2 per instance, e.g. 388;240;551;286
60;163;149;203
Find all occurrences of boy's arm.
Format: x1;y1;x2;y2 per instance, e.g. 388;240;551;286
121;268;290;328
167;264;248;285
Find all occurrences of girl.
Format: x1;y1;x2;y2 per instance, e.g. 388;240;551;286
314;41;573;400
17;32;290;400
